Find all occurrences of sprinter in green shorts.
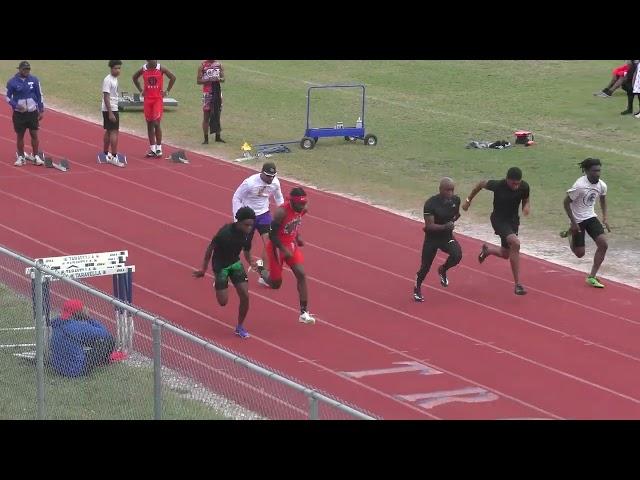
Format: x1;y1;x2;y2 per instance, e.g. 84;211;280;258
193;207;257;338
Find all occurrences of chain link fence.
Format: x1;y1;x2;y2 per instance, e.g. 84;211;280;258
0;245;376;420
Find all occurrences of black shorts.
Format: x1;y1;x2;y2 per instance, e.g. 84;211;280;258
13;111;39;134
572;217;605;248
102;111;120;131
490;214;519;249
213;261;248;291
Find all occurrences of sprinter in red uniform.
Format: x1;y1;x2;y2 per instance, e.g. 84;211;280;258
256;187;316;324
132;60;176;157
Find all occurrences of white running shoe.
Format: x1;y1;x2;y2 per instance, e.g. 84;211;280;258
106;154;126;168
249;258;264;273
14;155;26;166
155;147;163;157
258;277;270;287
25;153;44;166
299;311;316;324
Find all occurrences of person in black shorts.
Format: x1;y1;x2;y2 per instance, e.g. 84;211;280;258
5;61;45;166
462;167;531;295
413;177;463;302
192;207;258;338
101;60;122;163
561;158;610;288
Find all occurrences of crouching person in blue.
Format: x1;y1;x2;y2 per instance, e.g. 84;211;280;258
50;299;116;377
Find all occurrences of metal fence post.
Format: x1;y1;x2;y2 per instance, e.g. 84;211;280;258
309;394;319;420
33;268;45;420
152;322;162;420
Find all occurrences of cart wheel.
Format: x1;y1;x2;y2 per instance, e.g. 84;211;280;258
364;134;378;146
345;136;358;142
300;137;315;150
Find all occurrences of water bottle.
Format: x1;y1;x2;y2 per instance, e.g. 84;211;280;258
356;116;363;128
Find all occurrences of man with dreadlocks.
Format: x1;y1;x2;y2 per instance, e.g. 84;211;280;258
561;158;610;288
255;186;316;324
193;206;257;338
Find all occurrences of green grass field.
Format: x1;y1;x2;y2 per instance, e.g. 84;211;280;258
0;284;228;420
1;60;638;246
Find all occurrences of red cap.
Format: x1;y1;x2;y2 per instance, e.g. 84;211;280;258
61;299;84;320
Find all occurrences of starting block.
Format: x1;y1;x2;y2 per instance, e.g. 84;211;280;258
167;150;189;164
44;156;70;172
97;152;127;168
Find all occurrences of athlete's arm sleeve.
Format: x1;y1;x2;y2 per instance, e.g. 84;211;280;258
522;183;530;201
5;80;16;109
485;180;499;191
453;195;462;220
34;80;44;112
601;181;608;196
232;181;249;217
566;180;580;201
273;181;285;206
423;198;435;217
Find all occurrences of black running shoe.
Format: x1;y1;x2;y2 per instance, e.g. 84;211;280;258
413;286;424;302
438;265;449;287
478;244;489;264
514;284;527;295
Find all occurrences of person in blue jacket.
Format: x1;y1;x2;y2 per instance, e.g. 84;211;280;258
49;299;116;377
5;61;45;167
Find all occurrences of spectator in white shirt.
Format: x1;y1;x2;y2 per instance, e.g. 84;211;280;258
101;60;122;163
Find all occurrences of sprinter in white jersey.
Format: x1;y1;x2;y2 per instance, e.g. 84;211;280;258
562;158;610;288
232;162;285;266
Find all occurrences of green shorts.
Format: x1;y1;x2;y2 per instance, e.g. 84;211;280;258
214;261;248;290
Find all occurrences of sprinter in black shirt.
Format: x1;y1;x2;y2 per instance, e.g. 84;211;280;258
414;178;463;302
193;207;257;338
462;167;531;295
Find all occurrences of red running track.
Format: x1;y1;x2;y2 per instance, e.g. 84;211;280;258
1;106;640;419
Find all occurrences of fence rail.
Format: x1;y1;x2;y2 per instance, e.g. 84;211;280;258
0;244;376;420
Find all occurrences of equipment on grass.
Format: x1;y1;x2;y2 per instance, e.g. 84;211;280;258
300;84;377;150
514;130;535;146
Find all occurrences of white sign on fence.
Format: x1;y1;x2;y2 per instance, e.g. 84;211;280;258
25;250;135;280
